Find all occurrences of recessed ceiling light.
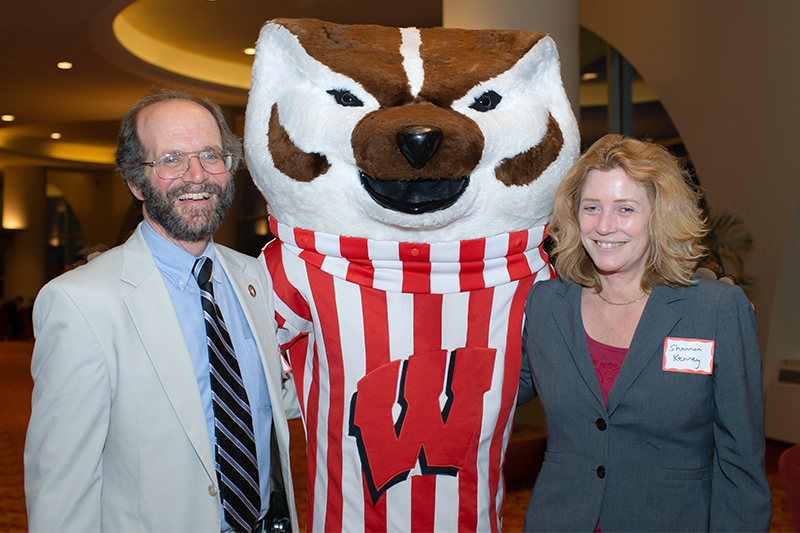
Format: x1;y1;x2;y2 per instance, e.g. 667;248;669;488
50;133;62;139
244;48;256;56
57;61;73;70
581;72;598;81
1;115;14;122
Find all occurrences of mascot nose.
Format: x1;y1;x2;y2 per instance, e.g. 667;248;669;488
396;126;443;170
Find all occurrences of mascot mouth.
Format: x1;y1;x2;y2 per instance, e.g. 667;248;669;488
359;172;469;214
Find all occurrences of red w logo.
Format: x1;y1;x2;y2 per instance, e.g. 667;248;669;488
348;347;495;505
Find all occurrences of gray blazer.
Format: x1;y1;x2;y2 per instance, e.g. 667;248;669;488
519;277;771;532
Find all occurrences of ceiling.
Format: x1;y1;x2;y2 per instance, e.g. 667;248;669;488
0;1;672;174
0;0;443;171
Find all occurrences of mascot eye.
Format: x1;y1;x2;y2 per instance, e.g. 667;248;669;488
327;89;364;107
469;90;502;112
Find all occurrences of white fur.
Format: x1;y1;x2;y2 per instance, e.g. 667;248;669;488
400;28;424;97
245;22;579;243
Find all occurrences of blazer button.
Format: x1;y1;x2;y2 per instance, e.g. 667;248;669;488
597;465;606;479
208;484;218;496
596;418;607;431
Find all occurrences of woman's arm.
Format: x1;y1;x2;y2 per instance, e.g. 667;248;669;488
517;284;541;406
709;284;772;531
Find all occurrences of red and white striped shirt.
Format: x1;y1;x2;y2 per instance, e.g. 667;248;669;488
263;217;553;532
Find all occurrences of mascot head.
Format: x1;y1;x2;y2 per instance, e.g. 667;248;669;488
245;18;579;243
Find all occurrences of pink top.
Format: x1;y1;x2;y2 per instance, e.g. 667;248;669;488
586;332;628;533
585;332;627;408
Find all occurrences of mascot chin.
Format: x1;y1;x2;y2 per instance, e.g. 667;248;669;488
245;18;579;532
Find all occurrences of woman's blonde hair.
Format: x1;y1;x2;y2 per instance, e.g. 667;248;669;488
549;134;707;292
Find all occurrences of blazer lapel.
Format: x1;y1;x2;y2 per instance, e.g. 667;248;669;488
215;247;283;395
606;284;685;415
551;282;607;410
214;248;267;330
120;227;217;482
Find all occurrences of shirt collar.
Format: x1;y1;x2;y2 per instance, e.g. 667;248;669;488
141;220;216;291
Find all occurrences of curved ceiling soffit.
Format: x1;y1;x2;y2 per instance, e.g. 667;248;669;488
88;0;250;102
0;0;253;169
112;9;252;90
0;122;120;167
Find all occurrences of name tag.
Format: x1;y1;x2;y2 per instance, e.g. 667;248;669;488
662;337;714;375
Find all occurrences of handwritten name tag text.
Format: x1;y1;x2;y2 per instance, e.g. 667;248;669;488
662;337;714;375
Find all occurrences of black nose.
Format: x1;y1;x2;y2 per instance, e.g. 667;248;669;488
396;126;443;170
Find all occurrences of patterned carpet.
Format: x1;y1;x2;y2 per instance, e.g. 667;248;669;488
2;340;795;531
0;341;34;532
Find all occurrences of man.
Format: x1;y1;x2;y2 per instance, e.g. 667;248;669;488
24;89;299;532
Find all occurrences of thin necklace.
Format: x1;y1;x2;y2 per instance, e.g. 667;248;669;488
597;291;647;306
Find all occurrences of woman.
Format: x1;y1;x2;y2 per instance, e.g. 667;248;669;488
518;134;771;532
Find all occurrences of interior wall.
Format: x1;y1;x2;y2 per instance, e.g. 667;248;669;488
3;166;47;302
48;169;133;248
579;1;800;371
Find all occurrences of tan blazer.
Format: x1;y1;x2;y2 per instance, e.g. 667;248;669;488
24;224;299;532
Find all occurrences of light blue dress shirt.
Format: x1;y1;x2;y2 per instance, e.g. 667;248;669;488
142;221;273;530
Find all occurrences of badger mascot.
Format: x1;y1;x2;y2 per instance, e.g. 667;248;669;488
245;18;579;532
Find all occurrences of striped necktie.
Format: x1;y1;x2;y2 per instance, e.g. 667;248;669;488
193;257;260;532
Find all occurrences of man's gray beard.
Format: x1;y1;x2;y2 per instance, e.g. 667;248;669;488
140;178;235;242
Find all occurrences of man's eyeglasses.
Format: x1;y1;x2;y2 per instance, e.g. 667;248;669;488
141;149;233;180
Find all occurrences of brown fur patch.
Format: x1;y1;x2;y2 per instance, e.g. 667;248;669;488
495;114;563;186
418;28;546;107
352;103;483;181
268;103;331;182
275;18;412;107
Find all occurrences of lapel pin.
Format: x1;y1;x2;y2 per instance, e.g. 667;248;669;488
248;285;257;297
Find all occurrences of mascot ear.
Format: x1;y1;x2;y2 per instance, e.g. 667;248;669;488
246;20;379;188
250;22;304;95
513;37;563;86
246;21;333;196
247;22;307;135
513;36;577;121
